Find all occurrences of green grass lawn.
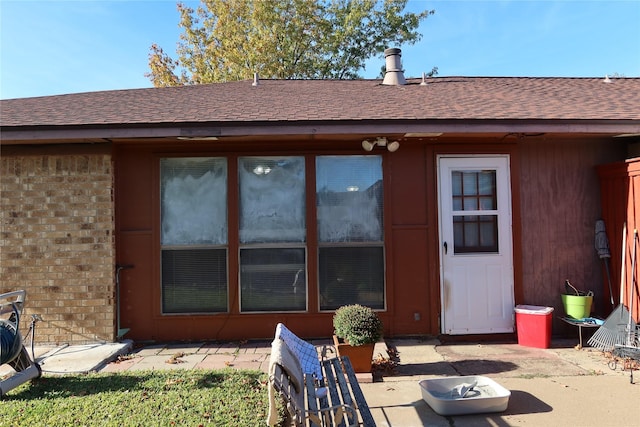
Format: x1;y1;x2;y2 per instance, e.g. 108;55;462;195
1;369;280;426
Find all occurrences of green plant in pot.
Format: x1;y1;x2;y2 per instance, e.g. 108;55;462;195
333;304;383;373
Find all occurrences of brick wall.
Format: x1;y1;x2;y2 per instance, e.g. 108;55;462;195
1;150;116;344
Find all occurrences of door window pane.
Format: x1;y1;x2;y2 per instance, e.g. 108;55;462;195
453;215;498;253
451;170;498;254
451;171;496;212
160;158;228;313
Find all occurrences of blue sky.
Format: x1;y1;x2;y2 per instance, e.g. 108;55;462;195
1;0;639;99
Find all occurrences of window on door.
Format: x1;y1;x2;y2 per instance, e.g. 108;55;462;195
160;157;228;313
451;170;498;254
316;156;385;310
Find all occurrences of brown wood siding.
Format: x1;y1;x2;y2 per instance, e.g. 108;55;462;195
518;138;626;333
387;144;433;335
598;158;640;323
113;137;625;342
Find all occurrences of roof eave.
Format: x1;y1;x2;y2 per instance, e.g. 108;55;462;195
2;119;640;144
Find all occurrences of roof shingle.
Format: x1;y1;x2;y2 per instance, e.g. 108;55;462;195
1;77;639;129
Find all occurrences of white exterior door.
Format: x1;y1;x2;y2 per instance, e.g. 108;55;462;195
438;156;514;334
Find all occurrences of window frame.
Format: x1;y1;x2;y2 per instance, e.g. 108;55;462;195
315;155;386;312
159;156;230;315
237;155;308;313
156;152;387;316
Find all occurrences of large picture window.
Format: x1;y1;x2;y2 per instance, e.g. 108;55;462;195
316;156;384;310
238;156;306;312
160;158;228;313
158;154;386;315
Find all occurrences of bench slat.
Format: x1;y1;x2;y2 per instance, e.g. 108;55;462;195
327;358;353;427
339;356;376;427
305;375;322;427
272;364;304;426
318;360;339;426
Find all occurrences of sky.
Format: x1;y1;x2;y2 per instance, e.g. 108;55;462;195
1;0;639;100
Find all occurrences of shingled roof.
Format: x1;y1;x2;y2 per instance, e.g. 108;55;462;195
2;77;640;141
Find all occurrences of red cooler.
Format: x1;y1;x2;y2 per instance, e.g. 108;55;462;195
514;305;554;348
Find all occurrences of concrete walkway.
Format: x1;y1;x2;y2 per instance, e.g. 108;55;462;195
2;337;639;426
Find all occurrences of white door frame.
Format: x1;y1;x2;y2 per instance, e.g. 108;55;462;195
437;155;515;334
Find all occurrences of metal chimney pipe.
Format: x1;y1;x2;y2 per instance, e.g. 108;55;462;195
382;48;406;86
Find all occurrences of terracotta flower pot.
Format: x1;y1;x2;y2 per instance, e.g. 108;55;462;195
333;335;375;373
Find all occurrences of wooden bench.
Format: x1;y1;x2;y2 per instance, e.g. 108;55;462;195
268;323;376;427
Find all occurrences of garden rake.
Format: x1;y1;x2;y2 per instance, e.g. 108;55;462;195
588;223;637;351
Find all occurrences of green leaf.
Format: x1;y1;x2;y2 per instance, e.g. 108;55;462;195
146;0;435;85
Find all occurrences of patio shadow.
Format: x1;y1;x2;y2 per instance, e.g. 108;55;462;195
377;392;551;427
394;359;519;376
502;390;553;415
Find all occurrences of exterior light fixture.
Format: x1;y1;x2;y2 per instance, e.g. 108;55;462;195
362;140;375;151
361;137;400;152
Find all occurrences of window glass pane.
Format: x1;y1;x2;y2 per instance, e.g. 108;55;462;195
453;215;498;253
464;221;479;246
480;219;497;247
462;172;477;195
463;197;478;211
240;248;306;312
478;171;495;196
239;157;305;243
452;172;462;196
451;170;497;212
452;197;463;211
161;157;227;245
162;249;227;313
479;196;494;210
316;156;383;242
319;247;384;311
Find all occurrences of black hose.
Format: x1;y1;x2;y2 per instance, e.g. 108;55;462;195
0;303;23;365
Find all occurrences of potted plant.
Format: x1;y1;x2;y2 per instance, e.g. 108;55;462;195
332;304;383;373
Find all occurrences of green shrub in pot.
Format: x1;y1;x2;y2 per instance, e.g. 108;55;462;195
333;304;383;346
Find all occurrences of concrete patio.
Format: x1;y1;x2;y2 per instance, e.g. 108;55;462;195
2;337;638;426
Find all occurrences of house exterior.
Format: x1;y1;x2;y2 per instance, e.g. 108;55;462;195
2;55;640;345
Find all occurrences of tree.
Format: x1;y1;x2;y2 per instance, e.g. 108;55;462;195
146;0;434;86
